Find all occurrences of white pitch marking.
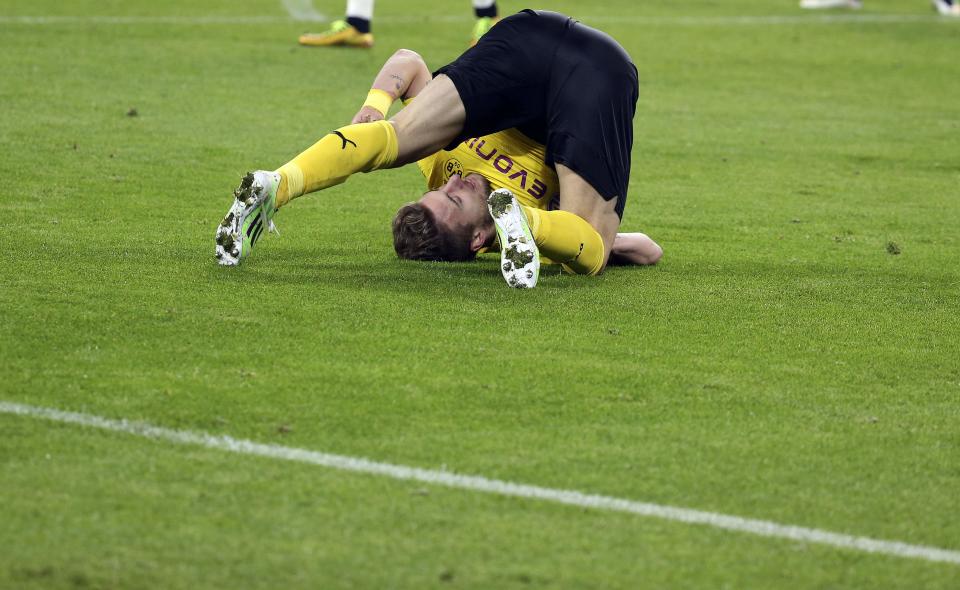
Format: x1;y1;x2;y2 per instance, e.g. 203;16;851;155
0;16;293;24
3;400;959;566
280;0;325;22
0;14;955;26
585;13;954;25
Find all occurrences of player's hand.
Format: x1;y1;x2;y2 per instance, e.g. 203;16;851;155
352;106;385;124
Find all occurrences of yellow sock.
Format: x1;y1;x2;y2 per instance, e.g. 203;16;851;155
522;207;605;275
274;120;399;208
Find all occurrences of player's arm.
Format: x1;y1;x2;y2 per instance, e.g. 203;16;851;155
608;232;663;266
352;49;432;123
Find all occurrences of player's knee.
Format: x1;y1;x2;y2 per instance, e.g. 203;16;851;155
579;222;609;276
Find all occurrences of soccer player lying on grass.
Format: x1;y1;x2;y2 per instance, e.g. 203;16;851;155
215;10;662;287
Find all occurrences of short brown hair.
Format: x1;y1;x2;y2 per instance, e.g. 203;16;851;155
392;202;477;262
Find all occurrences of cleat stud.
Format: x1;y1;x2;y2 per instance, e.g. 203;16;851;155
487;190;514;216
504;245;534;267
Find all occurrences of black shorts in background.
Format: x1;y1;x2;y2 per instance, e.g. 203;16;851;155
434;9;639;218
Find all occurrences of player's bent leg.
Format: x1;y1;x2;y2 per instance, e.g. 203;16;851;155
554;164;622;273
216;77;465;266
273;76;465;207
216;120;399;266
274;120;399;207
390;75;466;166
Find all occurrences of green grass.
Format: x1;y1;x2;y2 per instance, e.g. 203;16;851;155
2;0;959;587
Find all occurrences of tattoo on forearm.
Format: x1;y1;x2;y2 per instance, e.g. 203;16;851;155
390;73;405;92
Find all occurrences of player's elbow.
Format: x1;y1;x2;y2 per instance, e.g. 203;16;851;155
637;240;663;265
611;233;662;266
626;245;662;266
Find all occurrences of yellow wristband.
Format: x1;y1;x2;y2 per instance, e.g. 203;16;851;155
363;89;394;117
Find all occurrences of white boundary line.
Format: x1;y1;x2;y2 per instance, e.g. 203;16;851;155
280;0;325;22
0;16;295;25
3;401;959;566
0;14;955;26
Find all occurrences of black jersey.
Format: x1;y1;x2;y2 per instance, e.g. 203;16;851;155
435;10;639;218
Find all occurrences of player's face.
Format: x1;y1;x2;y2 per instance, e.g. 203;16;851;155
419;173;491;234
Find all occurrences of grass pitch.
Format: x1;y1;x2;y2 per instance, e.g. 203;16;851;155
1;0;959;588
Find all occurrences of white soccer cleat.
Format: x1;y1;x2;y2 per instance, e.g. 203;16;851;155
800;0;862;8
215;170;281;266
487;188;540;289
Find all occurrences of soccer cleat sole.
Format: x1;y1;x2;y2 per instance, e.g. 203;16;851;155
215;172;270;266
488;188;540;289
